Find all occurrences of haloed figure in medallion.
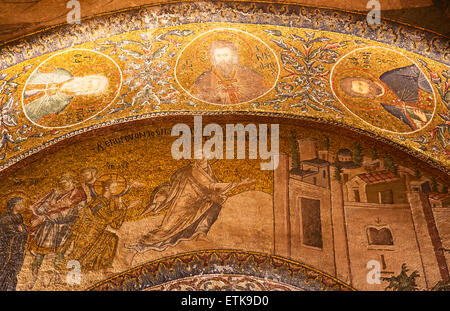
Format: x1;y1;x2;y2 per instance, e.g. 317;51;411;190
191;40;268;105
23;66;108;123
339;64;434;131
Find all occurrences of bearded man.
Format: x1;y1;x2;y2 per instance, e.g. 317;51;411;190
191;40;268;105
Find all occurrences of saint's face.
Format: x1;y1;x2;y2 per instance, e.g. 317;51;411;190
351;80;371;96
81;170;95;183
59;179;74;192
108;181;119;194
213;47;233;66
13;199;26;214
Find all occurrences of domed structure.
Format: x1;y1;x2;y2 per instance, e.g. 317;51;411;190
337;149;353;162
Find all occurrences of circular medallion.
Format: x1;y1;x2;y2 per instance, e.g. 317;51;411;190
330;47;436;134
22;49;122;128
175;28;280;106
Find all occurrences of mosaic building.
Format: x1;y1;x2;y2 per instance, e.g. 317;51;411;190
0;0;449;291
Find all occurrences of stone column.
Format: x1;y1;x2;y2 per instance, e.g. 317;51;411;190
273;152;291;257
407;191;449;288
330;171;352;285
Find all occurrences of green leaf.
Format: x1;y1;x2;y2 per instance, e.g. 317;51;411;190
309;47;322;60
152;44;169;59
291;46;306;59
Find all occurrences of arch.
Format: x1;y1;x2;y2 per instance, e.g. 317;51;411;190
87;250;354;291
0;1;448;292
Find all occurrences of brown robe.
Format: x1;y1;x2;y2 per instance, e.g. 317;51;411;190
191;65;268;105
68;196;127;271
29;186;86;254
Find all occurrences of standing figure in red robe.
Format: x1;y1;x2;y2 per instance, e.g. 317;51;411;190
27;173;86;289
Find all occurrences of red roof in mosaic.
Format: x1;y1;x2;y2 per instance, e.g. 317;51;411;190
357;170;399;184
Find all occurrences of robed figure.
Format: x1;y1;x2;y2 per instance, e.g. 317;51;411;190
339;64;434;131
68;178;140;272
127;159;253;254
28;174;86;289
29;176;86;255
0;197;28;291
191;40;268;105
23;67;74;123
379;64;434;131
23;66;108;123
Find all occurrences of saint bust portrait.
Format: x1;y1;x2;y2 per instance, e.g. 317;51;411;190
190;40;269;105
337;65;434;131
339;76;385;99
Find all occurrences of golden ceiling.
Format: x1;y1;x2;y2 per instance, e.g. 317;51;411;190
0;0;442;43
0;0;449;175
0;0;449;292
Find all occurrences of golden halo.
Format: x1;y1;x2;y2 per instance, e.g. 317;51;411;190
331;68;385;111
194;30;255;67
93;173;127;196
0;190;31;209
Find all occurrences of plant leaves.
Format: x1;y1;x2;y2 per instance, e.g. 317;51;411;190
152;45;169;59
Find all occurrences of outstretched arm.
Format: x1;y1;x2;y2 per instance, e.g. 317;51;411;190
209;178;256;194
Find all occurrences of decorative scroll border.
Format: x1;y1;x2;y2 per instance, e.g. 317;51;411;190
87;249;355;291
2;110;447;176
0;0;449;72
0;1;448;176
